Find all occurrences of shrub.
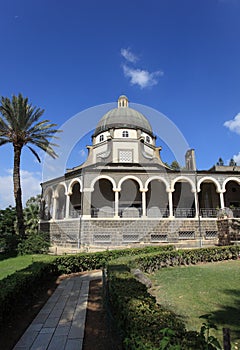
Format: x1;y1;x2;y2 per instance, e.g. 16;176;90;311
107;263;210;349
17;231;50;255
0;261;57;326
105;246;240;349
52;245;175;274
134;245;240;273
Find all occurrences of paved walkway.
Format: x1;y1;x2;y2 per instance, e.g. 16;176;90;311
13;270;102;350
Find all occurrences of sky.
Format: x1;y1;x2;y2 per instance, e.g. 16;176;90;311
0;0;240;208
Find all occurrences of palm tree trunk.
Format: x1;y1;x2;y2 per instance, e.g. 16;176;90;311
13;145;25;238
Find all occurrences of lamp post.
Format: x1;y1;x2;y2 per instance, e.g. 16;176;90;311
195;171;202;248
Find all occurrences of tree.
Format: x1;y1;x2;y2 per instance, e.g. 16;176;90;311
0;94;60;238
0;206;18;255
25;194;41;207
24;195;41;235
171;160;180;170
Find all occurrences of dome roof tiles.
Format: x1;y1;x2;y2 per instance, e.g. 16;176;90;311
94;105;153;136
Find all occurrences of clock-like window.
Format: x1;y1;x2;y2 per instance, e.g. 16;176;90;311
122;130;129;138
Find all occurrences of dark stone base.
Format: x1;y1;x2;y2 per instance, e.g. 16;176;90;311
40;218;219;248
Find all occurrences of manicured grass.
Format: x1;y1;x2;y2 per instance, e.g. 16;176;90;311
0;255;54;280
150;260;240;346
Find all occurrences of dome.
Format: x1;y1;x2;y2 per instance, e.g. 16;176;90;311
94;96;153;136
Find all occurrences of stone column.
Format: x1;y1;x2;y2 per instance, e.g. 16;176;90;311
219;191;225;209
52;194;57;220
141;190;147;217
167;190;174;218
82;188;92;218
114;190;119;218
65;193;70;219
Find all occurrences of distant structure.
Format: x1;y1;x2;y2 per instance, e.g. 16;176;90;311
40;96;240;248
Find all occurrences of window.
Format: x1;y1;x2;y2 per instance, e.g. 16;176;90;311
122;130;129;138
151;234;168;242
99;134;104;142
119;150;133;163
205;231;218;240
178;231;195;240
146;135;150;143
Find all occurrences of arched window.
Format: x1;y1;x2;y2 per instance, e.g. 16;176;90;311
122;130;129;138
99;134;104;142
146;135;150;143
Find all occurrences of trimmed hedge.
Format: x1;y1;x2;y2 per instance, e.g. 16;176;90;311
0;245;173;327
106;245;240;349
0;244;239;348
107;263;208;349
133;245;240;273
52;245;174;274
0;261;58;326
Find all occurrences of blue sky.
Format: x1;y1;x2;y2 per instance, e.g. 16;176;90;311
1;0;240;208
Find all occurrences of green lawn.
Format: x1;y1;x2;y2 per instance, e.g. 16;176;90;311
0;255;54;280
149;260;240;347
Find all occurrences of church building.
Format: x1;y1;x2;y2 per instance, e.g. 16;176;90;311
40;95;240;248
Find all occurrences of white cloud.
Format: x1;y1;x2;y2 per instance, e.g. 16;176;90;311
0;169;41;209
233;152;240;165
123;64;163;89
224;113;240;135
120;48;138;63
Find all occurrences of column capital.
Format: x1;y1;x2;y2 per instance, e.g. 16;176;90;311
113;188;121;192
82;187;94;193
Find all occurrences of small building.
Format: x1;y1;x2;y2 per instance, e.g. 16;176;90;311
40;96;240;248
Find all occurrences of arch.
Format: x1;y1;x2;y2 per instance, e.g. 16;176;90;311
197;177;221;193
54;183;67;219
68;178;82;194
223;179;240;216
91;178;115;218
119;177;142;217
118;175;144;191
171;176;195;193
172;178;196;217
54;182;68;197
42;186;53;220
145;176;170;192
42;186;54;199
69;181;82;218
198;179;221;217
90;175;117;191
146;178;169;218
222;177;240;192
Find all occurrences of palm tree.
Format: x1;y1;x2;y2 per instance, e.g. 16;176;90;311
24;195;41;235
0;93;60;238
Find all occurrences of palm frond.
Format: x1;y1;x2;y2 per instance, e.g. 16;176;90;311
0;117;11;134
27;145;41;163
27;120;59;133
0;138;11;146
25;107;45;129
0;93;61;159
30;140;58;158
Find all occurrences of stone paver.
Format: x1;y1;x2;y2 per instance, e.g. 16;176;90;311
13;271;102;350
